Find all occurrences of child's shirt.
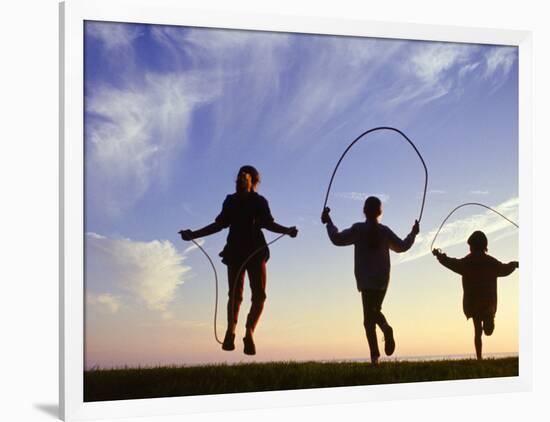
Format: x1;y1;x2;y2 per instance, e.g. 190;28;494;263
215;192;275;265
436;252;516;318
326;221;416;291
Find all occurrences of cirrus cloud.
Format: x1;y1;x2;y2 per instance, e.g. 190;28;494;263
86;21;143;50
86;72;219;216
335;192;390;202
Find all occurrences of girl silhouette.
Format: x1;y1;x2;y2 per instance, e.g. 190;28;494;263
321;197;418;364
180;165;298;355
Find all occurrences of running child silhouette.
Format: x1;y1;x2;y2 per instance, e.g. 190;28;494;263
432;231;518;360
321;197;419;364
179;165;298;355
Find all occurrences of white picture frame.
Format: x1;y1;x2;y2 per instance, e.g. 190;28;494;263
60;0;533;420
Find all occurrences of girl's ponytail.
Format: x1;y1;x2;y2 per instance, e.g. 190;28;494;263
364;196;382;249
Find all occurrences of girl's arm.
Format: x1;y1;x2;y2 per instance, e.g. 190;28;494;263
264;221;298;237
432;249;466;275
179;221;224;240
321;207;356;246
258;196;298;237
180;195;231;240
326;221;357;246
386;220;419;253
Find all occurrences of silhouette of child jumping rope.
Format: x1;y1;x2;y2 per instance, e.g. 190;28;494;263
180;165;298;355
432;231;518;360
321;197;419;364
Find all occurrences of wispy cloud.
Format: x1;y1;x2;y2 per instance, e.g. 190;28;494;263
85;24;518;221
384;43;516;108
397;197;518;264
85;233;190;316
271;37;403;145
458;62;481;79
150;26;294;144
86;21;143;50
386;42;479;107
152;26;290;57
87;293;122;314
484;47;517;79
470;190;489;195
151;28;408;148
86;72;219;216
183;238;205;254
410;43;470;83
483;46;517;93
335;192;390;202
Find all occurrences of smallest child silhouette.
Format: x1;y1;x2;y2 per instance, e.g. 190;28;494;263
432;230;518;360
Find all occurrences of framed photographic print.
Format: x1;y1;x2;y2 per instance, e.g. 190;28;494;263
60;0;532;420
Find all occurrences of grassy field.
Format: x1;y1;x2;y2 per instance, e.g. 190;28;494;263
84;357;518;402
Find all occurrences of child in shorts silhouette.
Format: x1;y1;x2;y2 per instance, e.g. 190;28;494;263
180;165;298;355
432;230;518;360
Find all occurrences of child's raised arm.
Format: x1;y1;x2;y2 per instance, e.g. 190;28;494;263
179;195;233;241
495;259;519;277
387;220;419;253
432;249;466;275
179;221;224;240
264;221;298;238
321;207;357;246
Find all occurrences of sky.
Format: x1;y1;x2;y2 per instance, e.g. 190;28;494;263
83;21;519;368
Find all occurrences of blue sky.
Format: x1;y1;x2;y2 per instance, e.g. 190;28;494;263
84;21;518;367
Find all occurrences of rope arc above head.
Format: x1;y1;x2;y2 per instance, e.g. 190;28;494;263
322;126;429;223
430;202;519;252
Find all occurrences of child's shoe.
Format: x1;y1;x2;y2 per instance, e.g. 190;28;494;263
383;325;395;356
222;331;235;351
243;335;256;355
483;317;495;336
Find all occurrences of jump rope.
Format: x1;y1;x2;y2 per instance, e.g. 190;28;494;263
322;126;428;222
190;235;286;345
187;127;517;346
430;202;519;252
